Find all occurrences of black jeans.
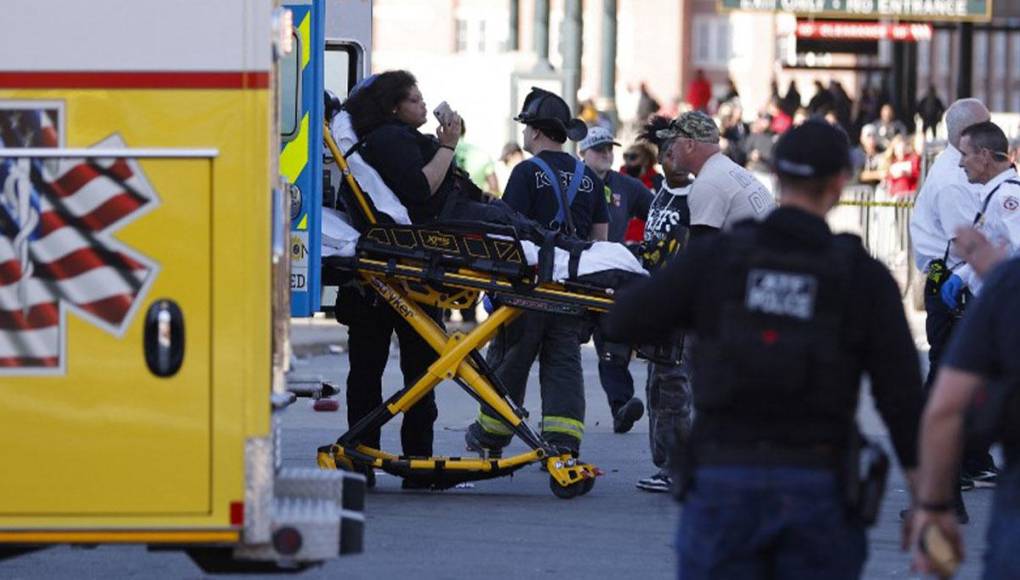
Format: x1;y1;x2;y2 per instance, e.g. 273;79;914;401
924;288;996;475
336;285;440;457
593;327;634;413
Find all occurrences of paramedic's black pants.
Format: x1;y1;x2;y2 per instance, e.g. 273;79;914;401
924;289;996;476
336;286;440;457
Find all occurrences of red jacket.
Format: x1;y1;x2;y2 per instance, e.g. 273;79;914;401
687;78;712;111
885;153;920;198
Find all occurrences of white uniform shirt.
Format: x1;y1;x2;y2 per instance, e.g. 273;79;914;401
909;145;982;288
688;152;774;230
971;168;1020;294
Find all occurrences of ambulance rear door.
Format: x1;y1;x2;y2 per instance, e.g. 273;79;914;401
0;141;215;516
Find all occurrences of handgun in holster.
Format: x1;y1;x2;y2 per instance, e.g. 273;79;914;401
841;429;890;526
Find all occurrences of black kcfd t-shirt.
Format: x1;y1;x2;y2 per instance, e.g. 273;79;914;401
502;150;608;240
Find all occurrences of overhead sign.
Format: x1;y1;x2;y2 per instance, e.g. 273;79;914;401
719;0;993;22
796;20;933;41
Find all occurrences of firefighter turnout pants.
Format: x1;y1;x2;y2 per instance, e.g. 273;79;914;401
471;310;587;453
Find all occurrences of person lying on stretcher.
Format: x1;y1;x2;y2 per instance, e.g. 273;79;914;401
327;71;645;283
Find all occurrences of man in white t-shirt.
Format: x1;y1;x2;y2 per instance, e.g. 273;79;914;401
659;111;775;237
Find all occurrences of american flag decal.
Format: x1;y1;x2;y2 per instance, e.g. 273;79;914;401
0;109;159;375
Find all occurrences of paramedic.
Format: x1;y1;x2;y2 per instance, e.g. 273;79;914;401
334;70;461;480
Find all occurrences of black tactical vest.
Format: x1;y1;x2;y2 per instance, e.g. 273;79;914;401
693;225;863;434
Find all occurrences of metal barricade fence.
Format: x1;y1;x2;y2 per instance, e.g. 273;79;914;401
826;136;1018;306
829;184;915;298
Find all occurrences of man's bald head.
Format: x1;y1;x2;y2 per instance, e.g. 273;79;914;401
946;98;990;148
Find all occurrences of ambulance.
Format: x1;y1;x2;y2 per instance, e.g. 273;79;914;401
0;0;368;570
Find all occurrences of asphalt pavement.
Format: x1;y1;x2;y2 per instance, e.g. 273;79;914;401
0;317;995;579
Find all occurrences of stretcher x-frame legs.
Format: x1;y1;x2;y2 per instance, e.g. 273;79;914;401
318;273;598;498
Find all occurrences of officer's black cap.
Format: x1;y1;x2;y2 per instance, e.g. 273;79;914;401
515;87;588;142
772;120;852;179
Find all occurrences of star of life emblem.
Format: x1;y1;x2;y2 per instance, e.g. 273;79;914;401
1;108;159;375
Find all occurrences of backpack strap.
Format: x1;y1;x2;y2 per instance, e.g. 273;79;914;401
529;156;585;237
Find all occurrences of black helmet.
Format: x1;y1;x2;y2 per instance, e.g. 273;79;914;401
514;87;588;142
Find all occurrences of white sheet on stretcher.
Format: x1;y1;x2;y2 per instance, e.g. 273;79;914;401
325;114;647;281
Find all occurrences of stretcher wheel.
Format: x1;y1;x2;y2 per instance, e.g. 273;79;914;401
549;476;584;499
579;476;595;495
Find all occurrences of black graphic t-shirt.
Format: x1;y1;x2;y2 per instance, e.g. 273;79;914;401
502;150;608;240
639;182;692;271
644;182;692;247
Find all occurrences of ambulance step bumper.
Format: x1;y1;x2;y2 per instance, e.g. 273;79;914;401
275;468;365;555
235;468;365;563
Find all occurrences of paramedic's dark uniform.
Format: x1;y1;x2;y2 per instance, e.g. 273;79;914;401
336;120;452;457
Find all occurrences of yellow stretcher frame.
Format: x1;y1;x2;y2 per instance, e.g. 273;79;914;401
317;125;611;498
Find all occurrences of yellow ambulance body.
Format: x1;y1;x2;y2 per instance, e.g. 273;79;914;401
0;0;361;569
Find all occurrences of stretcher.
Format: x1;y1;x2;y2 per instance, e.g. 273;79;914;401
316;125;638;498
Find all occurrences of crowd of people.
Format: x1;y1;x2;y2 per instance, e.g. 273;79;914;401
328;69;1020;579
701;77;932;200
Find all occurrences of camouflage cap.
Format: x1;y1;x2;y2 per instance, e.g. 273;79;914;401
656;111;720;144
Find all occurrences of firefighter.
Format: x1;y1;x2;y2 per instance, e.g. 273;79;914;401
607;120;925;578
464;87;607;457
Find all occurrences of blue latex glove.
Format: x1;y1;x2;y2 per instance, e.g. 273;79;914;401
940;274;964;310
482;294;495;314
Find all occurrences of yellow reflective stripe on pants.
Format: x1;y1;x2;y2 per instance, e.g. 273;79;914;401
477;411;513;436
542;416;584;440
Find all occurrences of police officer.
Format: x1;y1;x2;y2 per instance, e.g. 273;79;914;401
579;125;652;433
607;120;924;578
910;226;1020;578
464;88;608;457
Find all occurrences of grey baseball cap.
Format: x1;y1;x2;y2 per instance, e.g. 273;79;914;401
578;126;621;151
